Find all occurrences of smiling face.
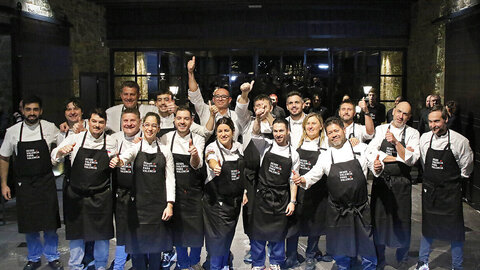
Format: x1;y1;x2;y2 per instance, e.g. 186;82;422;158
339;102;355;124
156;93;173;114
305;116;322;140
392;101;411;128
122;112;141;137
142;115;160;142
286;95;303;117
23;102;42;125
65;102;82;124
212;88;231;110
428;110;447;136
326;123;346;148
216;123;233;148
174;110;193;135
121;86;139;109
88;113;106;138
273;122;289;146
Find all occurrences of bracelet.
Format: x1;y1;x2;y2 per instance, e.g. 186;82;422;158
290;200;297;205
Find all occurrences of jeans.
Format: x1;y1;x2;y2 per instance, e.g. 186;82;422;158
210;251;230;270
251;240;285;267
113;245;128;270
25;230;60;262
69;239;109;270
419;235;464;270
333;255;377;270
286;235;320;259
131;253;162;270
176;246;202;269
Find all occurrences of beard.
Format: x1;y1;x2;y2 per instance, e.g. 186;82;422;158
25;116;39;125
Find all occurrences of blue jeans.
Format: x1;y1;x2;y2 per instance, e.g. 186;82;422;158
113;245;128;270
210;251;230;270
176;246;202;269
69;239;109;270
251;240;285;267
333;255;377;270
419;235;464;270
25;230;60;262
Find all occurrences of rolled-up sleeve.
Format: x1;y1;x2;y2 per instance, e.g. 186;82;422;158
188;88;210;125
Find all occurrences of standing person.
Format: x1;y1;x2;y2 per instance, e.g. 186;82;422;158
187;56;244;141
367;102;420;270
52;108;117;270
367;89;386;127
156;90;177;138
416;105;473;270
110;112;175;270
303;98;312;114
417;95;432;135
445;100;461;133
0;96;62;270
160;106;205;270
249;117;299;270
338;99;374;145
270;94;286;120
285;91;306;148
386;96;404;123
105;81;157;133
109;108;143;270
293;117;377;270
310;93;328;119
203;117;246;270
285;113;332;270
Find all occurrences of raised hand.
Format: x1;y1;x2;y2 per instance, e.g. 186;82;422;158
187;56;196;73
349;137;360;147
385;127;398;145
59;142;76;156
132;137;143;144
240;80;255;93
72;122;86;134
188;139;198;157
358;97;368;113
109;152;121;168
213;159;222;176
209;100;219;116
59;122;69;133
374;154;382;174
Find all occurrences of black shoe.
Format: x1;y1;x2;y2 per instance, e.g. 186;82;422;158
48;259;63;270
305;258;316;270
23;261;41;270
281;257;300;269
320;253;333;262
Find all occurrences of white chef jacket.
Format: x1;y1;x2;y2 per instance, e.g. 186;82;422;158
205;140;244;183
298;136;329;152
160;130;205;169
0;120;59;157
118;138;175;202
160;112;214;139
344;122;373;143
302;141;372;189
57;120;88;145
111;130;142;153
106;104;158;133
419;130;474;178
286;114;306;149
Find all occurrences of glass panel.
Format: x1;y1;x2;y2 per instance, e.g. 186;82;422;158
231;50;254;75
137;51;158;75
283;51;304;77
160;51;184;75
185;50;209;74
306;50;329;76
207;50;230;75
258;50;281;75
135;76;159;102
159;76;184;96
381;51;403;75
380;76;402;102
114;76;136;100
114;52;135;75
367;51;380;74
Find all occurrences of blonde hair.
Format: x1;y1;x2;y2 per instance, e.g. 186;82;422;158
298;113;325;148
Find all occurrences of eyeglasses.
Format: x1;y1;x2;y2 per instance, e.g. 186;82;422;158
213;95;230;100
143;123;159;129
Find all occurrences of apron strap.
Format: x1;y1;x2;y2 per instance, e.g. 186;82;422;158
349;123;355;139
102;133;106;150
331;140;356;164
19;121;44;142
119;141;124;154
80;131;88;147
215;140;227;164
65;129;70;138
19;122;24;142
445;129;451;151
170;132;176;152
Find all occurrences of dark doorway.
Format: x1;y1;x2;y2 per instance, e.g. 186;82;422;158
80;73;109;116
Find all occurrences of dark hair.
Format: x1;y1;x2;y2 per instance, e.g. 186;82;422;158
339;99;355;108
429;105;448;120
324;117;344;129
175;105;192;117
64;97;83;112
215;117;235;133
395;95;404;101
286;91;302;100
156;89;174;99
143;112;160;124
121;108;140;119
253;94;272;106
121;81;140;93
273;118;289;130
89;108;107;121
23;95;43;109
446;100;456;114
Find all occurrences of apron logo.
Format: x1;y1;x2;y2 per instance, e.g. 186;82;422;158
175;162;190;174
143;161;157;173
25;149;40;160
119;163;133;174
268;162;282;176
84;158;98;170
300;159;312;171
230;169;240;181
385;146;396;156
431;158;444;170
339;170;354;182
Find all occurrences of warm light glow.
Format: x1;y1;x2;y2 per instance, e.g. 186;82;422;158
169;86;179;95
363;86;373;95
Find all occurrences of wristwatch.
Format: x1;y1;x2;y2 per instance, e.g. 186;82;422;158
290;200;297;205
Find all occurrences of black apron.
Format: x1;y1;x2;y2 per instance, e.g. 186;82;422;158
203;141;244;256
325;142;376;257
170;132;204;247
422;131;464;242
251;143;292;242
112;141;135;245
65;132;113;241
348;123;356;139
292;141;328;237
126;140;173;254
14;122;60;233
371;125;412;248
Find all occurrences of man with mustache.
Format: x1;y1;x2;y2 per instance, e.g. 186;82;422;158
0;96;62;270
416;105;473;270
52;108;118;270
338;99;374;146
293;117;377;270
367;101;420;270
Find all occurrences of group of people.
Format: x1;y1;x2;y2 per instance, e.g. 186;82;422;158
0;55;474;270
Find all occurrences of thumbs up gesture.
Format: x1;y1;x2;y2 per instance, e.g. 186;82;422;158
187;56;196;73
385;127;398;145
373;154;383;174
188;139;198;157
213;158;222;176
209;100;219;116
59;142;76;157
240;80;255;93
109;152;122;168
